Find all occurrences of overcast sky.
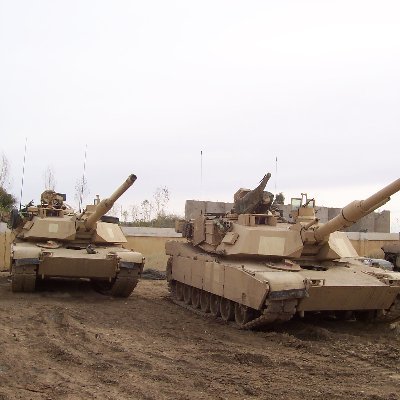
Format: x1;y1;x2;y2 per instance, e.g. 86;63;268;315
0;1;399;230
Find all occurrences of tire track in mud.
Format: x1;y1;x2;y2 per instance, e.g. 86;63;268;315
156;295;400;399
261;324;400;399
1;276;400;400
29;303;167;399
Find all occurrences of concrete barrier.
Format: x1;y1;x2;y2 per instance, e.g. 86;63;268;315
0;223;11;271
122;227;186;271
347;232;400;258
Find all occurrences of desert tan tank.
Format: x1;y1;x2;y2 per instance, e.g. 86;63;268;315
166;174;400;328
10;174;144;297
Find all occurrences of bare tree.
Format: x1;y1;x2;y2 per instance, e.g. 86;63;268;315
121;209;129;223
0;153;10;189
153;186;170;217
140;199;152;222
43;166;56;190
107;203;120;218
130;204;139;222
74;176;89;211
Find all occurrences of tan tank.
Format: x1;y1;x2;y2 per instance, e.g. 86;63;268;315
10;174;144;297
166;174;400;328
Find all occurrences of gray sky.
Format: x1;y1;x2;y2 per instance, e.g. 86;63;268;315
1;1;399;230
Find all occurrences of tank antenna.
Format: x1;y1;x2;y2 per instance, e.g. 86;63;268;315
200;150;203;199
19;137;28;210
275;156;278;193
78;144;88;212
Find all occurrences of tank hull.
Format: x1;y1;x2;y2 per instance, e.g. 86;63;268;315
11;242;144;297
166;241;400;328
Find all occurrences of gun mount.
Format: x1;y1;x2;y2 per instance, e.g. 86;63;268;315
313;178;400;241
166;173;400;329
79;174;137;231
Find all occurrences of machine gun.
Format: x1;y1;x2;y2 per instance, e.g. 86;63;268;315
233;173;273;215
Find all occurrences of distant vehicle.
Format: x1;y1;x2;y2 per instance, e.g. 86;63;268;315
10;174;144;297
357;257;394;271
382;243;400;271
166;173;400;328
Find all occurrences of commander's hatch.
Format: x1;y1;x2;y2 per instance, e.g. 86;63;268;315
291;193;316;223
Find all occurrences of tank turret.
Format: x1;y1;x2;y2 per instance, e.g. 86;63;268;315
166;173;400;329
180;176;400;261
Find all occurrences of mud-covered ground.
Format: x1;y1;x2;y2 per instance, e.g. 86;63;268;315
1;272;400;400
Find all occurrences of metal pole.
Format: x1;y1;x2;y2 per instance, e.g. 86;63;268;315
19;137;28;210
200;150;203;199
79;144;88;212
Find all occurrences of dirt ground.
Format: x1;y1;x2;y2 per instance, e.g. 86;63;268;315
1;272;400;400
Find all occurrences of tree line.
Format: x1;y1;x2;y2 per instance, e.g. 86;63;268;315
107;186;182;228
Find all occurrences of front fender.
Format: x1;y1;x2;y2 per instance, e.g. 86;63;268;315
12;244;41;263
116;251;144;264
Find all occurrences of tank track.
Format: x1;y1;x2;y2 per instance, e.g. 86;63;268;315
374;295;400;323
110;266;140;298
243;299;298;329
11;264;37;292
169;280;298;329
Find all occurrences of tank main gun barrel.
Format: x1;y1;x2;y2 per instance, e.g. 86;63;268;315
83;174;137;230
314;178;400;242
234;173;272;214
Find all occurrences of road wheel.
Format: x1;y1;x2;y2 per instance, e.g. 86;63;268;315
168;280;176;296
175;282;184;301
210;294;221;317
183;284;192;305
234;303;255;327
355;310;375;322
200;290;210;313
91;279;113;295
220;298;235;322
375;295;400;322
335;310;353;321
191;287;201;309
